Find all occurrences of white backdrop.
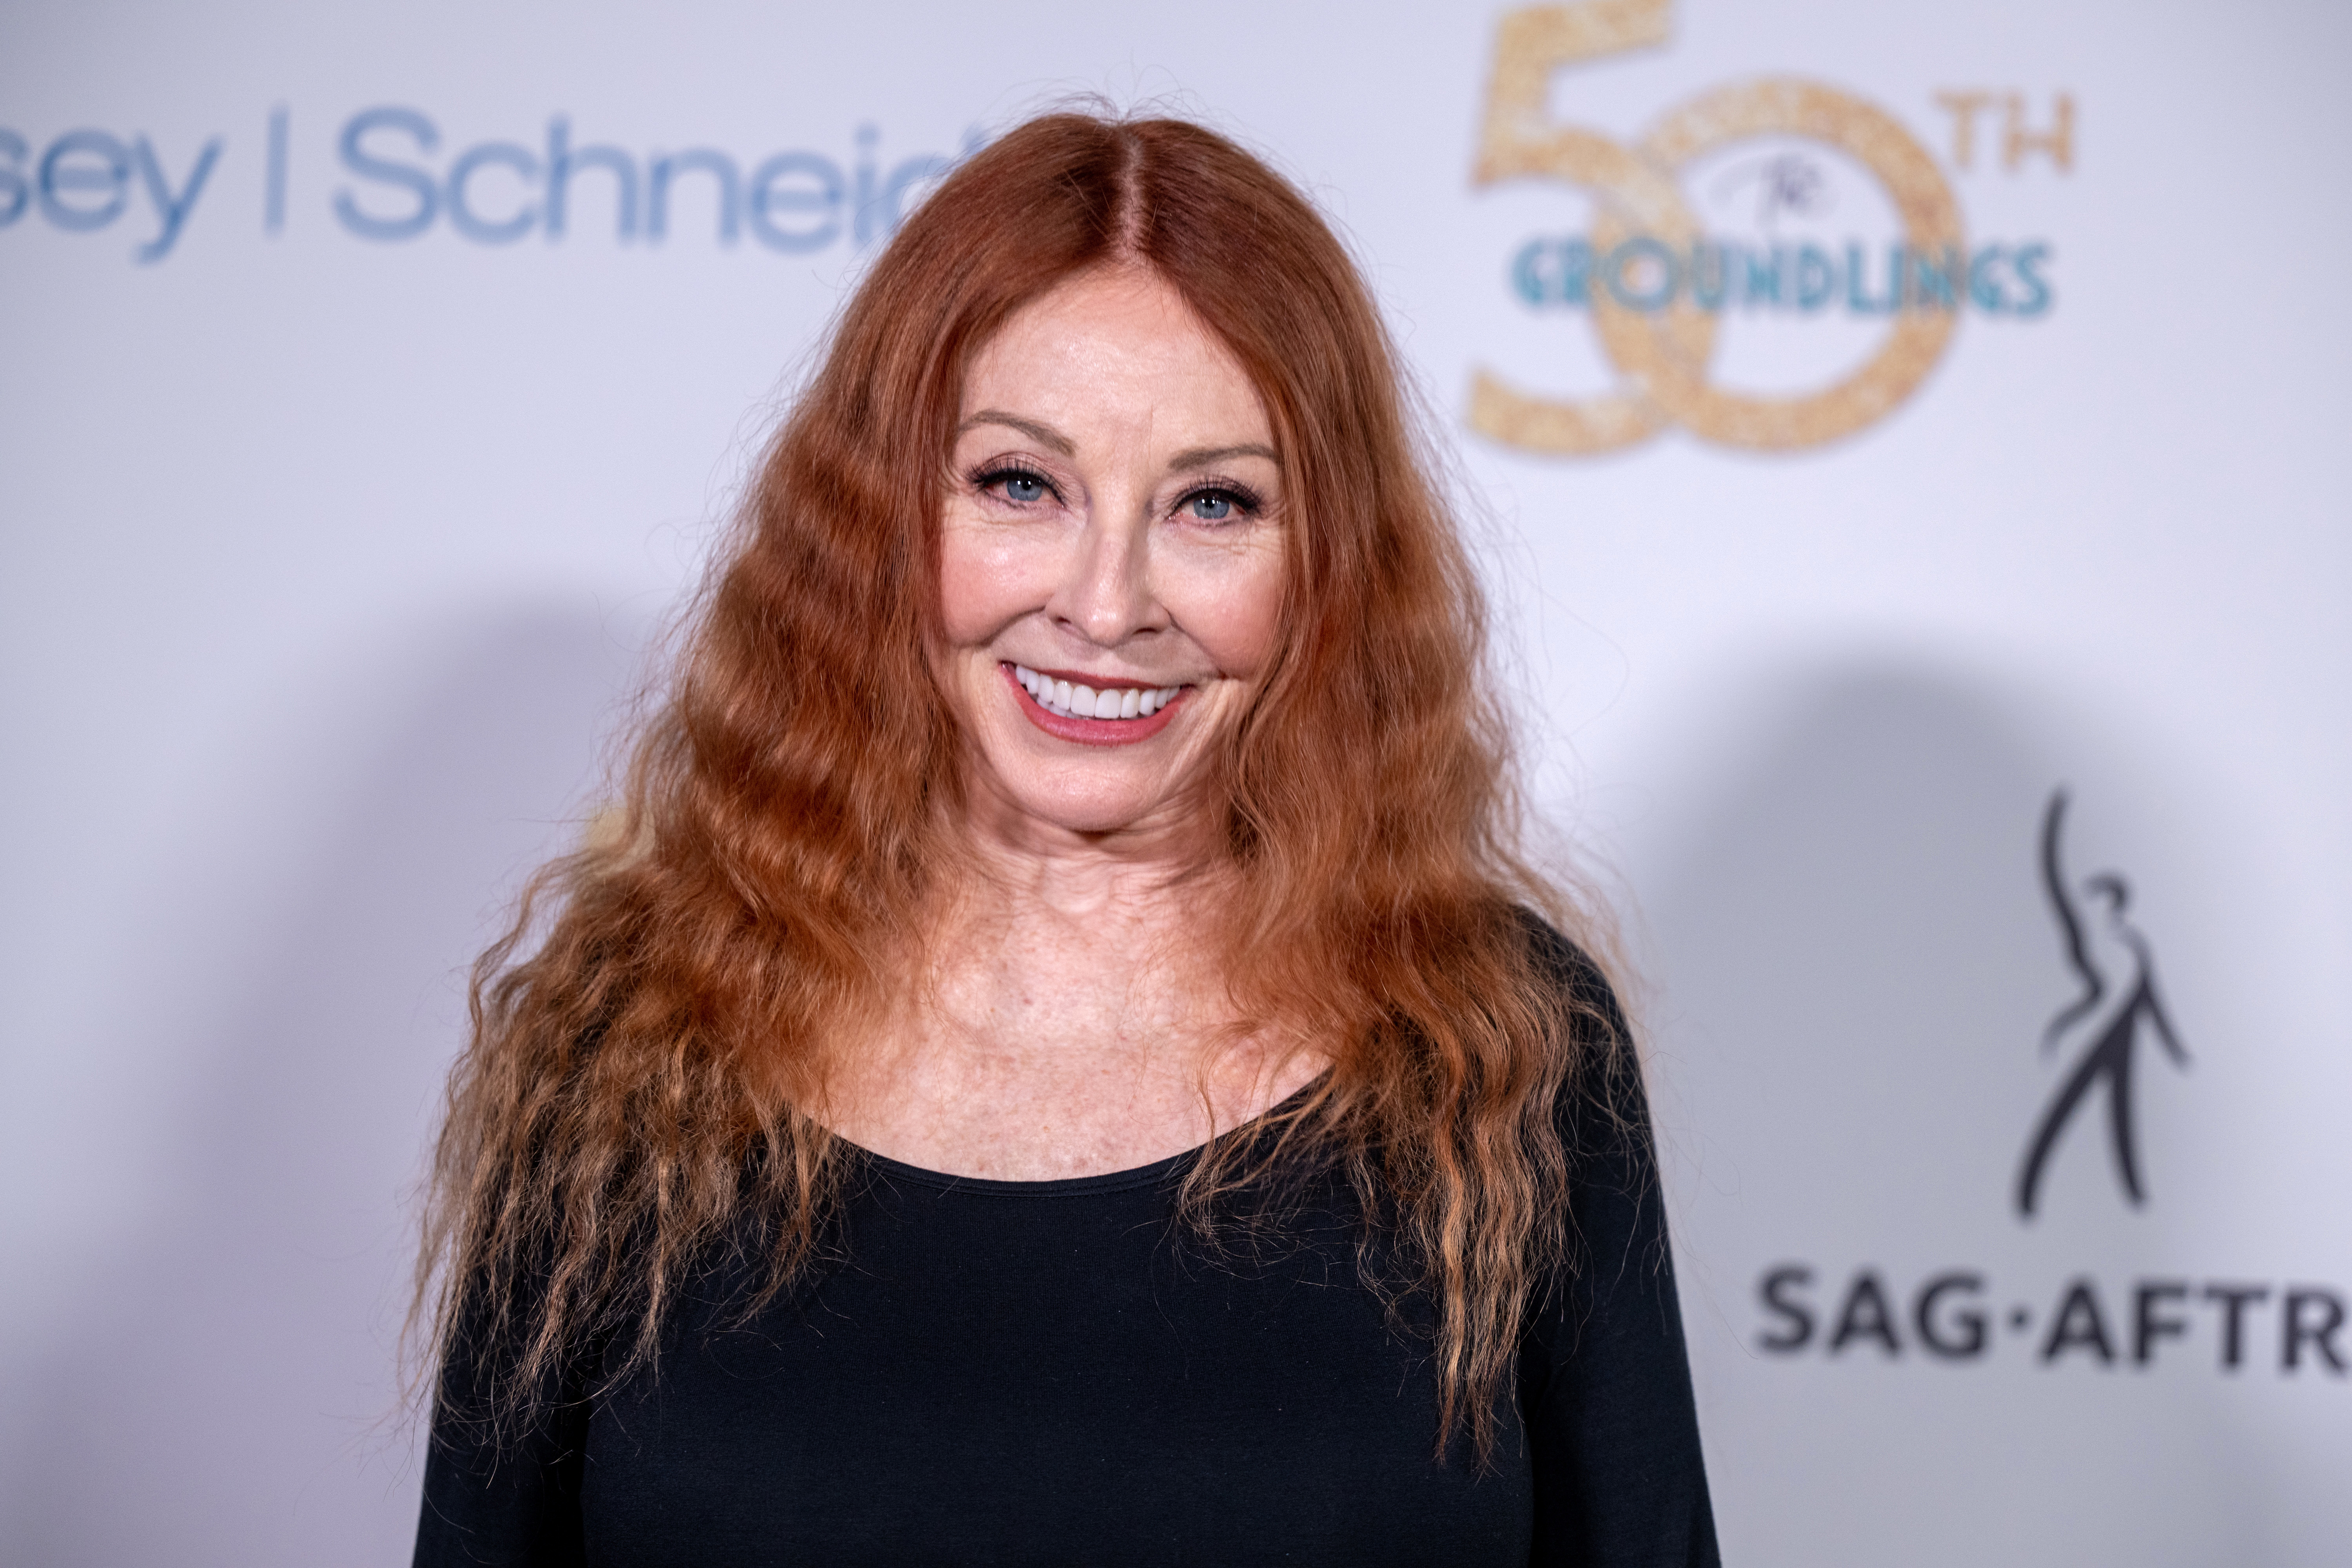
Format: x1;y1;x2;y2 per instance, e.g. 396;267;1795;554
4;1;2347;1562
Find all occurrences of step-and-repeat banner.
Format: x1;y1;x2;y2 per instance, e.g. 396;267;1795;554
5;1;2346;1562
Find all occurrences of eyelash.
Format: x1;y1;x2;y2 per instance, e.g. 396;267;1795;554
967;463;1264;522
1175;481;1264;521
970;462;1061;505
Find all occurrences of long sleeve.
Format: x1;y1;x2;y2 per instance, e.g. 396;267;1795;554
1519;935;1720;1566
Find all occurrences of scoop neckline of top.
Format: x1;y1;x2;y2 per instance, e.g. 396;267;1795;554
847;1072;1329;1198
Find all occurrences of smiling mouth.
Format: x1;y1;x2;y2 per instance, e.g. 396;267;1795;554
1011;664;1188;722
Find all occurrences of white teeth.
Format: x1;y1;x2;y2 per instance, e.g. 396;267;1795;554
1008;664;1184;720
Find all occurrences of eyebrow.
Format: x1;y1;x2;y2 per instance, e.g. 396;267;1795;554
1167;443;1281;472
957;414;1281;475
958;410;1075;456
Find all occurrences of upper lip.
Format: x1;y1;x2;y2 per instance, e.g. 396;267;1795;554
1010;662;1188;688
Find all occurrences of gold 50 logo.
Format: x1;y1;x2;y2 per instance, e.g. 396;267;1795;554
1472;0;2064;454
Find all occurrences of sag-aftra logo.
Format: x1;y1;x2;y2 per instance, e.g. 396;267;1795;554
0;111;974;262
1471;0;2067;454
1752;792;2347;1381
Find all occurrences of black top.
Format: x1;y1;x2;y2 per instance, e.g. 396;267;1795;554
416;947;1718;1566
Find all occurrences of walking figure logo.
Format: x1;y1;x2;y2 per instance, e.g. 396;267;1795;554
2015;790;2190;1218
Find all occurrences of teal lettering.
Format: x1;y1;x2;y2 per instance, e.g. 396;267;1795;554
2010;241;2052;317
749;151;843;253
1603;236;1679;312
1512;237;1546;305
266;106;287;234
1794;244;1835;311
1910;245;1959;310
38;129;131;230
1845;242;1897;313
648;148;739;244
1557;239;1591;304
0;129;26;225
446;141;539;243
1739;245;1782;307
1688;242;1727;310
130;134;220;262
336;108;439;241
545;118;637;241
1968;245;2009;313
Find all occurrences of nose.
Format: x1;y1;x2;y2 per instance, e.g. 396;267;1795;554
1048;509;1164;647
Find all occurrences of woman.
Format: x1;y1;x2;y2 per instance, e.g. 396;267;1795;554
414;112;1718;1565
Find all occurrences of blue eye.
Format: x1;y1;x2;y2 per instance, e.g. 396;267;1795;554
1003;474;1046;503
1187;492;1235;521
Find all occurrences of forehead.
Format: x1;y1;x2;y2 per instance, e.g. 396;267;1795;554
959;269;1271;447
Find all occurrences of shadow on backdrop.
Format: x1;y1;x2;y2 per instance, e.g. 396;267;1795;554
1638;658;2261;1566
4;607;649;1566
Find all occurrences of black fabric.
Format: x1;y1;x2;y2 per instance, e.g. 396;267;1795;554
416;939;1718;1566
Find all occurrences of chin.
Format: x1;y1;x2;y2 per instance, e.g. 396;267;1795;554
1019;791;1162;837
983;761;1180;837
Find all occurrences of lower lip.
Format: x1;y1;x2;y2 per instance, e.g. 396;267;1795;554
1004;664;1187;746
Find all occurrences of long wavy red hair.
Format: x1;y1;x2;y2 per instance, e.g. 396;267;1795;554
417;111;1612;1460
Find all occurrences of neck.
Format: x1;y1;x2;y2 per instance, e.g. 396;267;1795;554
943;763;1220;925
810;784;1321;1180
929;830;1221;1005
887;784;1251;1088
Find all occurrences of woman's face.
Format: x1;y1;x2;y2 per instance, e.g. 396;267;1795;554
937;268;1287;842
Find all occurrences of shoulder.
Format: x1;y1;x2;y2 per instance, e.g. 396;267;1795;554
1509;906;1652;1173
1512;907;1635;1073
1515;908;1622;1020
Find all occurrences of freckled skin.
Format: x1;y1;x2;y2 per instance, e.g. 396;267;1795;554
823;270;1322;1179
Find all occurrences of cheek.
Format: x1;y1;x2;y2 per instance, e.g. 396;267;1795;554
1180;545;1288;677
936;520;1039;647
